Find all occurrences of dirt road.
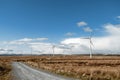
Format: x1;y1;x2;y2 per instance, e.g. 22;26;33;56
12;62;76;80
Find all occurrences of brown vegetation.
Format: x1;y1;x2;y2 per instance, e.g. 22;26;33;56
0;57;11;80
0;56;30;80
1;55;120;80
24;56;120;80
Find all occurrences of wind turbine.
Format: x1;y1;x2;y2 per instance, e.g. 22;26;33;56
69;43;78;55
69;45;74;54
82;35;94;58
30;47;33;55
7;49;14;54
52;45;55;56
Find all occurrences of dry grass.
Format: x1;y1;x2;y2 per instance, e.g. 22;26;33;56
0;58;12;80
0;56;29;80
24;56;120;80
1;55;120;80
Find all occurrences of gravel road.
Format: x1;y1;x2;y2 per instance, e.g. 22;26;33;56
12;62;77;80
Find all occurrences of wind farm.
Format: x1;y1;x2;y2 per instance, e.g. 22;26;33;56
1;30;120;80
1;29;120;80
1;0;120;80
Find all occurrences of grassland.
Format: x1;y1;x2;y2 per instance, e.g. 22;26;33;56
24;56;120;80
0;57;12;80
1;55;120;80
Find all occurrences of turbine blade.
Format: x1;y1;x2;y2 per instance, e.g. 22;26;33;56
90;40;94;47
81;38;89;39
52;45;55;48
89;32;93;39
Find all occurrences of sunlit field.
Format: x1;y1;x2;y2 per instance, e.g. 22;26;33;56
1;55;120;80
24;55;120;80
0;57;11;80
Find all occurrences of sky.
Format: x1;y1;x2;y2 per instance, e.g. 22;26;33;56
0;0;120;54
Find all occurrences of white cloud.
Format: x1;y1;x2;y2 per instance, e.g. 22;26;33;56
29;42;65;54
83;27;93;32
35;38;48;41
0;39;65;54
117;16;120;19
61;23;120;54
0;37;49;54
7;38;33;45
6;37;48;45
116;16;120;21
61;38;89;53
29;42;52;54
77;21;87;27
1;23;120;55
77;21;93;33
18;38;33;42
104;23;120;35
65;32;75;36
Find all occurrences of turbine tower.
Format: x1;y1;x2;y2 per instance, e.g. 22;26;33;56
82;35;94;58
30;47;33;55
89;36;94;58
52;45;55;56
70;45;74;54
69;43;77;55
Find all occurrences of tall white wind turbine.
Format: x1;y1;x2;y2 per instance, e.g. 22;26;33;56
52;45;55;56
82;35;94;58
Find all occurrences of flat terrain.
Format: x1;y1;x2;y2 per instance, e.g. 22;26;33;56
1;55;120;80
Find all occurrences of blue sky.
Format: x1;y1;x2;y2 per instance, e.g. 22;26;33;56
0;0;120;54
0;0;120;42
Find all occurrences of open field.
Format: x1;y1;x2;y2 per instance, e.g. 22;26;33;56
0;57;11;80
23;56;120;80
1;55;120;80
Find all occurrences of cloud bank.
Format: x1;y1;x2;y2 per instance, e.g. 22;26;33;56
61;23;120;54
0;23;120;55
